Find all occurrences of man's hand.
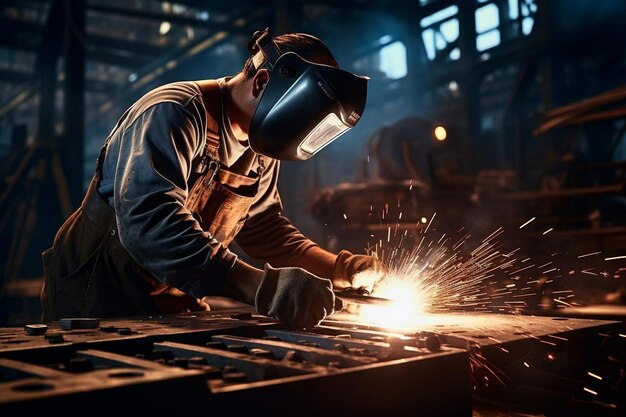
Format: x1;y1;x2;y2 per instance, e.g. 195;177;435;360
255;264;342;328
332;250;387;293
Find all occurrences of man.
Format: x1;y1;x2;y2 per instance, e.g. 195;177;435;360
41;29;384;328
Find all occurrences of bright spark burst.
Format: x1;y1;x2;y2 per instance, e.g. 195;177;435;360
355;225;524;330
340;207;621;332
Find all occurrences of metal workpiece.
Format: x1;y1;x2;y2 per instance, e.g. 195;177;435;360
0;309;470;416
0;350;208;416
60;318;100;330
0;309;620;416
334;289;396;307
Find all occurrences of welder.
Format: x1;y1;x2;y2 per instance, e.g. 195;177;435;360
40;29;385;328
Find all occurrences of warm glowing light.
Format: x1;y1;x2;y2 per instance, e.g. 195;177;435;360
159;21;172;35
434;125;447;141
342;221;524;331
357;279;429;330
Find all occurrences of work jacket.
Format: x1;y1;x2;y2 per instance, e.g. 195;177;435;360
41;79;319;320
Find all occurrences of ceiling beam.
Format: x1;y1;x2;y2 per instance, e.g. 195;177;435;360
85;49;151;68
0;67;124;95
0;35;39;52
88;4;217;29
0;18;43;35
0;69;33;84
87;34;168;57
0;16;178;65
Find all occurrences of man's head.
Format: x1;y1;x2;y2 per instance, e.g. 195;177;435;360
242;33;339;78
228;29;368;161
236;33;339;124
233;32;339;123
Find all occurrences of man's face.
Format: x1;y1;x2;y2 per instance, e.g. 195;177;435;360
240;69;270;133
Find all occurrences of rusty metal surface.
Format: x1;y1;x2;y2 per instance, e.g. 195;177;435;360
0;310;621;416
0;309;470;417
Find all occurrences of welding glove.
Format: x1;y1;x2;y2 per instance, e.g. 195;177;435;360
332;250;387;293
255;264;342;329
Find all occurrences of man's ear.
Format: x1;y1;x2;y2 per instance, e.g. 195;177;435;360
252;69;270;99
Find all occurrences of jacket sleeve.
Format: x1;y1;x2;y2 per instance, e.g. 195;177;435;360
110;102;237;297
234;159;335;275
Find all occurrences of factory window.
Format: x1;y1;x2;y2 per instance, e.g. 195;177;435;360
379;41;408;79
475;3;501;52
420;5;460;61
508;0;537;36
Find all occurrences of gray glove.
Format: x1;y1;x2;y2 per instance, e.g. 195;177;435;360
255;264;343;328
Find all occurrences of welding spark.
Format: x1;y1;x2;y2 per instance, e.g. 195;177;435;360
423;212;436;234
605;255;626;261
338;205;592;334
588;371;602;381
542;228;553;235
577;251;602;258
583;387;598;396
349;222;543;329
519;217;535;229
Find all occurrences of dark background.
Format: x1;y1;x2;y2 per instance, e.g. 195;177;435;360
1;0;626;325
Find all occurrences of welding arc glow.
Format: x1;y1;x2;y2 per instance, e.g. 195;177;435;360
352;225;519;331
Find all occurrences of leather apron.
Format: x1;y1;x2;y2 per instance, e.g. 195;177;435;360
41;80;261;321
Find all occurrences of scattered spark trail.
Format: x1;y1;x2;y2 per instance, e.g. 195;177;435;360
355;223;552;328
341;203;621;335
588;372;602;381
578;251;602;258
519;217;535;229
423;212;436;234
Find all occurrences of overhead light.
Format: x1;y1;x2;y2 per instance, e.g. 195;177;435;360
159;21;171;36
448;80;458;92
128;73;138;82
434;125;447;141
377;35;393;45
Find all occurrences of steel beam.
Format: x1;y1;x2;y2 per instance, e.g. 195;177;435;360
36;0;63;142
62;0;86;205
88;3;218;29
87;34;168;57
0;69;32;84
85;49;151;68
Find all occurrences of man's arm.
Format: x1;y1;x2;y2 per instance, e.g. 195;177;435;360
111;101;251;298
234;160;336;277
235;161;385;290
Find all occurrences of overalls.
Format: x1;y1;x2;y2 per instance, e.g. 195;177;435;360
41;80;263;320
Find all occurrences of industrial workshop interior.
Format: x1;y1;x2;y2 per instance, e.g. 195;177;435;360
1;0;626;415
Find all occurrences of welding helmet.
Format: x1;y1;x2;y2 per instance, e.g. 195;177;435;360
247;29;369;161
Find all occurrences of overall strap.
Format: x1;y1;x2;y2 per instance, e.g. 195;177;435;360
196;80;223;159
